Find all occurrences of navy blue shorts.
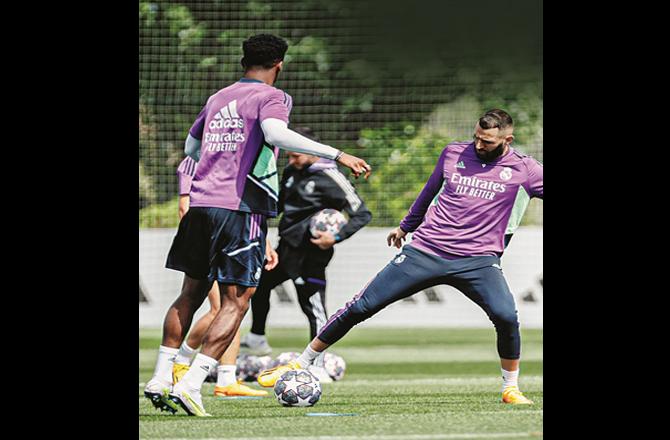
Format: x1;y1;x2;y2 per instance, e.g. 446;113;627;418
318;244;521;359
166;207;267;287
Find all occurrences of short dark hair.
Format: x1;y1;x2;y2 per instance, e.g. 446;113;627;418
241;34;288;70
479;109;514;131
291;126;320;143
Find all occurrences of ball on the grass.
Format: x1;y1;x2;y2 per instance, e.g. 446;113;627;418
273;369;322;407
274;351;300;367
323;352;346;381
236;354;274;382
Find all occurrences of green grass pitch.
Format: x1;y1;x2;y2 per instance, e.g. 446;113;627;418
139;327;543;439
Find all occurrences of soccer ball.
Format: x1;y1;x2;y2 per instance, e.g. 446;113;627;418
255;355;275;376
274;351;300;367
323;352;346;381
236;354;274;382
309;209;347;238
273;369;322;407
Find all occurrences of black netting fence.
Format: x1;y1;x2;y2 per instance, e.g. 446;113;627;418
139;0;542;228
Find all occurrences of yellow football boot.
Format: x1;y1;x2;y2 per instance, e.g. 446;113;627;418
214;380;269;397
257;361;302;387
502;386;534;404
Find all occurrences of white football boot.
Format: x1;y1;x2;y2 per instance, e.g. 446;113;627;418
308;365;334;383
240;333;273;356
168;381;211;417
144;378;178;414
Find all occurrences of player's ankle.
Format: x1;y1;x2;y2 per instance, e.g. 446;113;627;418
501;368;519;391
296;345;321;368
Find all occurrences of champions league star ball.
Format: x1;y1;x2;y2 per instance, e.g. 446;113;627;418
236;354;274;382
309;209;347;238
273;369;322;407
323;352;347;381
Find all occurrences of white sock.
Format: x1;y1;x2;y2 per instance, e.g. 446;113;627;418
296;345;321;368
152;345;178;385
180;353;218;391
174;342;197;365
216;364;238;387
313;351;326;367
245;332;267;343
501;368;519;391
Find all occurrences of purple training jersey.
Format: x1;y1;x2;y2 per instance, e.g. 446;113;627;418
188;78;293;217
400;142;543;259
177;156;197;196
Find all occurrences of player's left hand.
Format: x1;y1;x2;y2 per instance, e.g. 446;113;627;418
265;244;279;270
310;231;336;250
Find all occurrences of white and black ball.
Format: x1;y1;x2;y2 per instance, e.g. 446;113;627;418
273;369;322;407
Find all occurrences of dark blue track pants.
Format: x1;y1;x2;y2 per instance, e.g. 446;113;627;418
317;244;521;359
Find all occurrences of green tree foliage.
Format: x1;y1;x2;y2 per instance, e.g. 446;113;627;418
139;0;542;227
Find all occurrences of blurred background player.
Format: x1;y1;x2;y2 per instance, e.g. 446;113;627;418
240;127;372;382
144;33;372;417
170;155;271;398
258;109;542;405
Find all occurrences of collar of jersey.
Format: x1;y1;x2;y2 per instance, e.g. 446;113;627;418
239;78;264;83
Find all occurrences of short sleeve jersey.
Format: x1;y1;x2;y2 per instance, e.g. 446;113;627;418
187;78;293;217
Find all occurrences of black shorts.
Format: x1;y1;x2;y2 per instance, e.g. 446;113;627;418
166;207;267;287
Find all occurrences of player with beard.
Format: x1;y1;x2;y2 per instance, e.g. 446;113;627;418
257;109;543;405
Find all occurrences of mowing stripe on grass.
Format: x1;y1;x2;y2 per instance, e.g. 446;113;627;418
139;376;542;388
315;376;543;386
159;433;541;440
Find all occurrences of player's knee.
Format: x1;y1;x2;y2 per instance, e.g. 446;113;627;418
491;310;519;330
348;298;376;321
230;299;250;316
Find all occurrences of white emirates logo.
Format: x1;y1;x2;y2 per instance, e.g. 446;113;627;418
205;100;246;153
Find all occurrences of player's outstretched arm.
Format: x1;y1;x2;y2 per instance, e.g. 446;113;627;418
386;227;407;249
261;118;371;179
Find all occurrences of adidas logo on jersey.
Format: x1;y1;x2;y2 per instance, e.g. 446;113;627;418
209;100;244;129
456;161;466;169
205;100;246;152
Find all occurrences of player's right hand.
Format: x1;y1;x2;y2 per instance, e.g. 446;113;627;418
387;227;407;249
337;152;371;179
264;239;279;270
